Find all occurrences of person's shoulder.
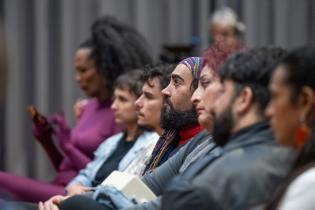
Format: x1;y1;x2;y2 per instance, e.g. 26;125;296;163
279;167;315;210
210;143;292;175
98;132;124;147
139;131;160;142
289;167;315;190
107;132;124;140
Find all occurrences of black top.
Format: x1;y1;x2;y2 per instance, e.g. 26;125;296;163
92;134;136;187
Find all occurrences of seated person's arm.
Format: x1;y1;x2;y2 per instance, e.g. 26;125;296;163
141;141;189;195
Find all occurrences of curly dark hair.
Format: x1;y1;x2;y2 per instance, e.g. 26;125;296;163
78;16;153;97
141;63;175;90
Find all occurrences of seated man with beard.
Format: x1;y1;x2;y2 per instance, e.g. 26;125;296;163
162;47;295;210
142;57;204;174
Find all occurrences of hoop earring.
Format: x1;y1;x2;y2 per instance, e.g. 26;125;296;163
295;116;311;149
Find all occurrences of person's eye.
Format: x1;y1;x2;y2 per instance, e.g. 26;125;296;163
201;80;211;88
144;93;153;99
173;79;180;87
119;97;128;102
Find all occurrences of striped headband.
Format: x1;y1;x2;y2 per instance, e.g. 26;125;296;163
179;57;204;80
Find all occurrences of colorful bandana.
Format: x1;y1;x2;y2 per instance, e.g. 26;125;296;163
179;57;204;80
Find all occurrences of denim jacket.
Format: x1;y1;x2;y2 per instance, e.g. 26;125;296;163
67;131;159;187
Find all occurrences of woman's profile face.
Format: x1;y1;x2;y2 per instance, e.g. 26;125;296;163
192;65;221;131
74;48;107;99
266;65;301;148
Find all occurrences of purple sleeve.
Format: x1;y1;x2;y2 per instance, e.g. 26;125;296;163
51;101;120;171
50;113;92;170
32;123;64;170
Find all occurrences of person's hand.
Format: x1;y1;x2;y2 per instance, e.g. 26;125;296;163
32;120;53;142
38;195;69;210
50;112;71;149
73;99;88;121
66;184;92;196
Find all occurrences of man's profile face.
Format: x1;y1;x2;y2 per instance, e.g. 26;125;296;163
135;77;163;132
162;64;195;112
160;64;198;129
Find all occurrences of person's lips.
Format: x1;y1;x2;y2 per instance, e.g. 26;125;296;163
137;111;145;118
196;108;205;115
195;105;205;115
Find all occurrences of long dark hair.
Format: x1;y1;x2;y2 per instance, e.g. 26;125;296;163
265;46;315;209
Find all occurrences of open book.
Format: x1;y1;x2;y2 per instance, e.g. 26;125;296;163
101;170;156;203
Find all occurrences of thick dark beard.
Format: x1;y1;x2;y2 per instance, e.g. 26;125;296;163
160;100;198;130
212;103;234;147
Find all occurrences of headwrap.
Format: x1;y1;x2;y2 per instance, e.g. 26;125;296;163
179;57;204;80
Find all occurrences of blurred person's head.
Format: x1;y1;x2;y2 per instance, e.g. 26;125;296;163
266;46;315;150
211;47;287;146
74;16;152;101
209;7;245;49
192;45;236;131
265;46;315;210
111;70;144;129
161;57;203;130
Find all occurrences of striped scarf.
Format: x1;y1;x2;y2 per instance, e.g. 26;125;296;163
142;129;177;174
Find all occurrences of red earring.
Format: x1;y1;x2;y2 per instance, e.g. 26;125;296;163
295;117;310;149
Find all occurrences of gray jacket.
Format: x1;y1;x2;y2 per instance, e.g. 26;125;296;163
124;129;215;210
161;122;295;210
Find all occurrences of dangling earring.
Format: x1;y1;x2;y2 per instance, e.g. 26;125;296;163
295;116;311;149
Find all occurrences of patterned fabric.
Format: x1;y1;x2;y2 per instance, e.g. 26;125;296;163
179;57;204;80
143;130;177;174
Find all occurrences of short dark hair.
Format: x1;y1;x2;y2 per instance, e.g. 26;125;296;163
219;46;287;114
115;70;144;98
141;63;175;89
78;16;153;97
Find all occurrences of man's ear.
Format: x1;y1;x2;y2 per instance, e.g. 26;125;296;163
234;87;253;115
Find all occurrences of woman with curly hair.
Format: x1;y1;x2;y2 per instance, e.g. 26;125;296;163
0;16;152;202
